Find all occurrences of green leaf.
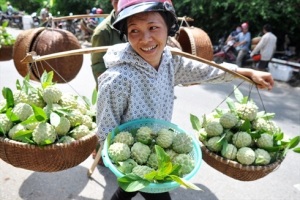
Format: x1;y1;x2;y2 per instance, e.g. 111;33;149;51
190;114;202;131
40;71;54;89
288;136;300;149
274;132;284;141
2;87;14;108
234;86;244;103
21;105;47;125
293;147;300;153
240;119;251;131
6;108;20;122
117;174;150;192
92;89;98;105
50;112;61;127
12;129;33;143
226;98;235;112
168;175;202;191
155;145;171;171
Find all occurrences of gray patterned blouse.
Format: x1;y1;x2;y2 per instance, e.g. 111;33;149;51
96;43;237;141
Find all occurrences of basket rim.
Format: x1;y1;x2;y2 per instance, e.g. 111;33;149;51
102;118;202;189
201;144;283;171
0;132;97;149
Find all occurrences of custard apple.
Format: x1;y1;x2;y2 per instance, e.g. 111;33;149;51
173;154;195;177
0;113;13;134
108;142;131;163
42;86;62;104
256;133;273;148
136;126;154;145
255;148;271;165
221;143;237;160
58;135;76;144
27;92;46;108
232;131;252;148
8;124;27;139
13;90;28;104
131;142;151;164
206;136;222;152
12;102;33;121
147;152;158;169
235;102;258;121
236;147;255;165
220;112;238;129
81;115;94;130
113;131;135;146
67;109;84;127
32;122;57;145
53;116;71;136
165;149;178;161
205;121;223;137
70;124;90;140
252;118;280;134
58;93;78;109
132;165;155;178
155;128;174;148
172;133;193;154
117;159;138;174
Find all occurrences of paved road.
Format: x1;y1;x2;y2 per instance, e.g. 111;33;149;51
0;28;300;200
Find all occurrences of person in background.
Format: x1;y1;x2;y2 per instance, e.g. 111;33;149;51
91;0;125;86
40;5;50;24
96;0;274;199
250;24;277;71
6;2;14;16
95;8;105;24
226;25;241;45
234;22;251;67
90;0;124;166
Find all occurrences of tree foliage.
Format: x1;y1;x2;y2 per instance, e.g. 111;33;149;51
2;0;299;51
173;0;300;51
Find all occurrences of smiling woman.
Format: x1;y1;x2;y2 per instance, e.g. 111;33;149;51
126;12;168;68
95;0;275;199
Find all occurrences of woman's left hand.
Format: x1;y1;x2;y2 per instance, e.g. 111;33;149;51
236;68;274;90
250;70;274;90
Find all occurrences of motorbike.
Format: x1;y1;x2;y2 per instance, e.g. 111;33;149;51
213;39;238;64
31;12;40;28
8;11;23;29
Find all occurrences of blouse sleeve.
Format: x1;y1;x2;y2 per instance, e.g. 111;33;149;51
172;54;237;85
96;71;130;141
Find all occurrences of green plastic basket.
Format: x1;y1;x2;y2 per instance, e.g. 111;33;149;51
102;118;202;193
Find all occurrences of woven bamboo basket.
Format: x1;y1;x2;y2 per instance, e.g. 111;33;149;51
0;45;13;61
13;27;83;83
177;26;213;61
201;145;283;181
0;133;98;172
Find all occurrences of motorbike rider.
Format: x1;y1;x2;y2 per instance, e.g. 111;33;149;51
233;22;251;67
6;2;14;16
225;26;241;46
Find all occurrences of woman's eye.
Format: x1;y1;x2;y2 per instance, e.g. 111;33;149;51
150;26;158;30
129;29;138;33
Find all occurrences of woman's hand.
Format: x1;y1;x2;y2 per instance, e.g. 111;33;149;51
236;68;274;90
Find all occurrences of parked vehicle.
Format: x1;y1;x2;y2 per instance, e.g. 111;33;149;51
9;11;23;29
31;12;40;28
213;39;238;64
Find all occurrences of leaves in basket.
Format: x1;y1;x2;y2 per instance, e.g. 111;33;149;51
117;145;201;192
190;85;300;167
118;174;150;192
0;70;97;146
190;114;202;131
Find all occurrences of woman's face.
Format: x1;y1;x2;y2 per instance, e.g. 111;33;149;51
127;12;168;69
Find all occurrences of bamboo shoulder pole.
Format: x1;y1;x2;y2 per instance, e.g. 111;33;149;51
21;46;253;84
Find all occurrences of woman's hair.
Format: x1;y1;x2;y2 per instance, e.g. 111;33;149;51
118;11;174;37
